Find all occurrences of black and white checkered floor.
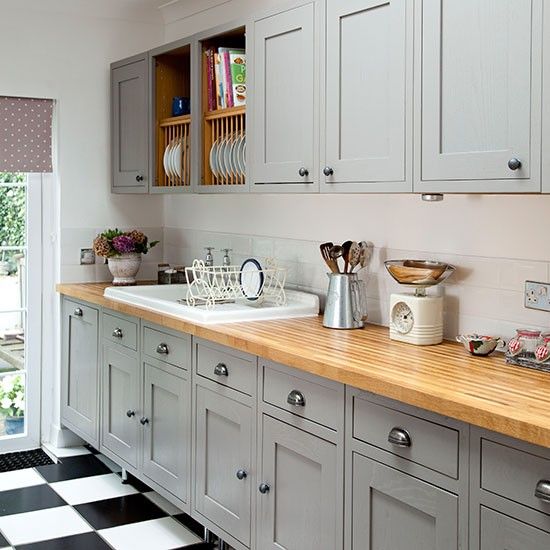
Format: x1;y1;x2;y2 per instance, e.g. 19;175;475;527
0;446;212;549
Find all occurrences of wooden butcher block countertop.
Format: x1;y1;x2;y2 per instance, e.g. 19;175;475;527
57;282;550;448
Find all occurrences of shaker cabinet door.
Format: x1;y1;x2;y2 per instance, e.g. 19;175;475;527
324;0;411;191
480;507;550;550
258;416;340;550
351;452;459;550
252;3;317;188
101;347;140;467
61;300;99;446
111;56;149;193
142;363;190;503
417;0;542;192
194;385;253;547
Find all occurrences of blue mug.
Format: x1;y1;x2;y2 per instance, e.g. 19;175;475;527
172;97;190;117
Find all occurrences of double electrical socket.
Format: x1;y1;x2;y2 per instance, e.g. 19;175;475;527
524;281;550;312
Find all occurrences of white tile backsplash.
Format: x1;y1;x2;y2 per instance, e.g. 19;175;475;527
163;227;550;340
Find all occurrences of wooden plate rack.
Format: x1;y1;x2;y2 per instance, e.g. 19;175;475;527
158;115;191;187
203;106;245;185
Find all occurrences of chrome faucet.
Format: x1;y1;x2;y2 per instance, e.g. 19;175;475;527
221;248;232;268
204;247;215;267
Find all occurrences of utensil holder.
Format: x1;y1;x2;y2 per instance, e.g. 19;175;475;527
323;273;367;330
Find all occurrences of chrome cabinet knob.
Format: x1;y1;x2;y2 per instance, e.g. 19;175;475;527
508;158;522;171
140;417;149;425
535;480;550;503
236;469;248;480
156;343;169;355
388;427;412;448
126;409;135;418
323;166;334;176
73;308;83;317
112;328;123;339
298;167;309;177
136;174;144;182
287;389;306;407
214;363;229;377
258;483;270;494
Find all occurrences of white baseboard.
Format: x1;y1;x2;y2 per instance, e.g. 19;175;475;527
47;424;85;448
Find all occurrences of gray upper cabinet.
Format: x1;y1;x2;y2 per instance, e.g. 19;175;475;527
416;0;543;193
324;0;412;192
257;415;339;550
61;299;100;447
480;508;549;550
142;362;190;503
194;385;253;547
101;346;141;468
351;452;459;550
111;55;149;194
252;3;319;191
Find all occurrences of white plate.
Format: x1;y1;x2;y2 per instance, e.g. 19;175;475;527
217;136;229;180
236;135;245;176
163;143;172;179
172;139;182;179
226;134;237;178
209;137;221;179
239;258;264;301
167;140;176;180
240;138;246;176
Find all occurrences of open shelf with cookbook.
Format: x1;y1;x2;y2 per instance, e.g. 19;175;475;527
199;26;247;190
151;41;192;192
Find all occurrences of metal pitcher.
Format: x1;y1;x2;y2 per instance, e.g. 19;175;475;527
323;273;367;329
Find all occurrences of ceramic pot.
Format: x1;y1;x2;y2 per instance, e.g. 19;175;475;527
456;334;503;357
5;415;24;435
107;253;142;286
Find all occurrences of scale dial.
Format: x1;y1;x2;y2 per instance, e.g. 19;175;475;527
391;302;414;334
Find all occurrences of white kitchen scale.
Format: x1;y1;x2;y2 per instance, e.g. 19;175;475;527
384;260;455;346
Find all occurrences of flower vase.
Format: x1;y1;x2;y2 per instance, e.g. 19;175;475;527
107;253;142;286
5;415;24;435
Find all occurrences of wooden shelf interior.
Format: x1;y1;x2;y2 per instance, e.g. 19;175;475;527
155;46;191;188
201;27;246;186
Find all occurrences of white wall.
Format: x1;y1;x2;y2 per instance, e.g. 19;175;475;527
161;0;550;340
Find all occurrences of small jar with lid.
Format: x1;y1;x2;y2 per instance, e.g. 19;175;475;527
507;329;542;358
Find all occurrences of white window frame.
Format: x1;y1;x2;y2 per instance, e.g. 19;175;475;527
0;173;42;451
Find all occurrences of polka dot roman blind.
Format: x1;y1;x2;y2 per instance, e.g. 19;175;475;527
0;96;54;173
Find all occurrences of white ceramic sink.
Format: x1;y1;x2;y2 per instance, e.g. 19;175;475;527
104;284;319;324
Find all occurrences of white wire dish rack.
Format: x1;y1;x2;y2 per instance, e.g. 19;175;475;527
184;259;287;309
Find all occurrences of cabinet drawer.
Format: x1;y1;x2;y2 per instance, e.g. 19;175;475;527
143;326;190;369
352;395;459;479
262;361;341;431
103;312;138;351
481;437;550;517
195;341;256;396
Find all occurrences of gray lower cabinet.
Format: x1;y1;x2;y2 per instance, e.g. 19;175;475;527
101;345;141;468
142;361;190;503
194;384;253;547
257;415;339;550
350;453;458;550
111;54;149;193
480;507;549;550
470;427;550;549
61;299;100;447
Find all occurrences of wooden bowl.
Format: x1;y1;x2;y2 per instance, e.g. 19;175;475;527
385;260;452;285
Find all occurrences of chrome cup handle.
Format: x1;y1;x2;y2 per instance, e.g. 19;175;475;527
350;278;364;323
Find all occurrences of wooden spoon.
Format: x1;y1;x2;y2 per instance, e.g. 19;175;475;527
359;241;373;269
320;242;339;273
329;245;344;273
342;241;352;273
348;241;361;272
